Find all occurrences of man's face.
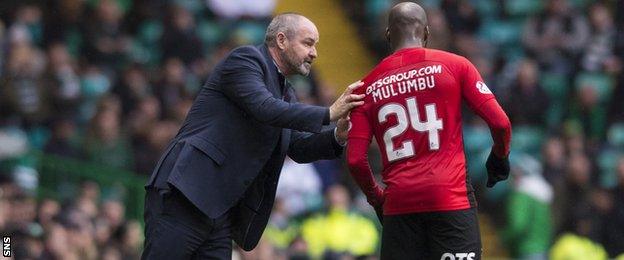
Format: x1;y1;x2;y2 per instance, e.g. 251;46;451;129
280;19;319;76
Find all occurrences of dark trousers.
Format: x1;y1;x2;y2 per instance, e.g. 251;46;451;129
380;207;482;260
142;188;232;260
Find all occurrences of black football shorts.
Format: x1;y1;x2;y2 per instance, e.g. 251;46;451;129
380;207;482;260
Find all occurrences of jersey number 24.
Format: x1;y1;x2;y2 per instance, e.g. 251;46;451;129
378;97;443;162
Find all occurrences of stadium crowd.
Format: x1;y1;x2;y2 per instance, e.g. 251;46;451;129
0;0;622;259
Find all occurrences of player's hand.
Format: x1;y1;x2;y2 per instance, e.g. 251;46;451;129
486;150;510;188
329;81;365;121
334;116;350;145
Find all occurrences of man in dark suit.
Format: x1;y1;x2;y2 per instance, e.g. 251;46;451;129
142;13;365;259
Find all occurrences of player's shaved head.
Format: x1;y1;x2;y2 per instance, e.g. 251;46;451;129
387;2;429;51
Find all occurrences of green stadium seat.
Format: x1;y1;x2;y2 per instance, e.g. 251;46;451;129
478;18;523;46
597;149;622;188
137;20;163;45
365;0;391;18
473;0;499;18
568;0;592;9
575;72;615;103
607;123;624;148
231;21;268;45
463;125;493;153
505;0;544;17
540;72;569;128
197;19;225;48
466;149;489;184
540;72;569;102
510;126;544;154
173;0;205;14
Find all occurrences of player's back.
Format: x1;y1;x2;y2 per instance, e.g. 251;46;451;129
352;47;492;214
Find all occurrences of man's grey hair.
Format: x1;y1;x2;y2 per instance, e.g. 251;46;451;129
265;13;303;47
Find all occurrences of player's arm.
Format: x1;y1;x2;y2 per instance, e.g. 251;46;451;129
346;105;384;208
459;57;512;187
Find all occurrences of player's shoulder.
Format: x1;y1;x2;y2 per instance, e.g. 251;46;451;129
425;48;469;65
357;61;390;95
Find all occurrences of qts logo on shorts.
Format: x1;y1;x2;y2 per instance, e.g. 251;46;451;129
440;252;476;260
476;81;492;94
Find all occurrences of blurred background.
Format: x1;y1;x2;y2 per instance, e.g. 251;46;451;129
0;0;623;259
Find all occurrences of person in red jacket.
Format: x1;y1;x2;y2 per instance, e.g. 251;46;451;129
346;2;512;259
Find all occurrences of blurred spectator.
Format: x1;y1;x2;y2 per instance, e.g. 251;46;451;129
441;0;481;35
43;42;81;115
0;124;29;160
603;157;624;257
171;98;194;124
263;198;298;254
112;64;153;117
553;152;593;235
127;95;161;138
83;0;130;70
580;2;619;73
79;65;113;123
1;38;49;126
133;120;178;175
83;96;133;169
161;5;203;65
8;4;43;46
207;0;275;19
100;200;125;232
112;220;143;259
566;79;608;144
422;8;452;51
154;57;193;118
502;58;550;126
550;207;608;260
542;136;567;185
36;198;60;230
276;157;323;215
300;184;379;259
44;117;81;159
42;0;87;46
40;222;75;259
608;73;624;123
502;155;553;260
523;0;589;74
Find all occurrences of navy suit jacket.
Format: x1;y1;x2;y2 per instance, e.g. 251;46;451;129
146;44;343;250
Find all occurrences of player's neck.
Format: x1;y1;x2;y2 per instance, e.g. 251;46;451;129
393;39;424;53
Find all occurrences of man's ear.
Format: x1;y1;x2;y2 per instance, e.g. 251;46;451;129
276;32;288;50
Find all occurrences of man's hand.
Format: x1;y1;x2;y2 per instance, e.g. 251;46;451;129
329;81;365;121
486;150;510;188
334;116;350;145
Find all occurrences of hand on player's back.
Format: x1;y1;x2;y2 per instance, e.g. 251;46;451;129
329;81;365;121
